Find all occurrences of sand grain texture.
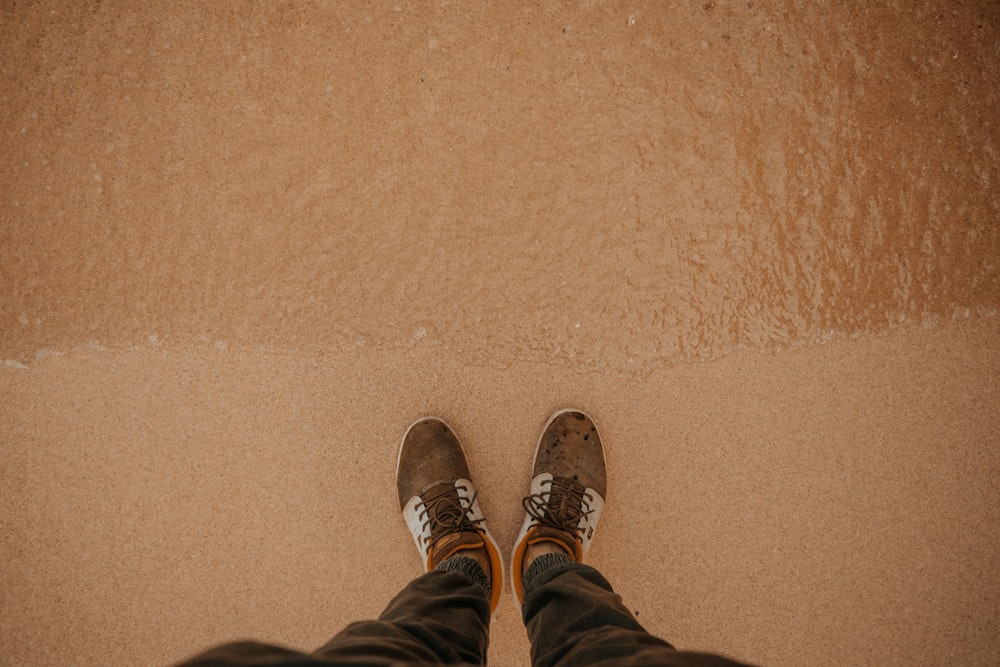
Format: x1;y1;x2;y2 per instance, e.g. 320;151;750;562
2;2;999;666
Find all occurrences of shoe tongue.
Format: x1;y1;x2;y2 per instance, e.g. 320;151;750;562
431;530;486;567
547;475;584;514
528;525;581;561
422;481;465;526
420;481;485;567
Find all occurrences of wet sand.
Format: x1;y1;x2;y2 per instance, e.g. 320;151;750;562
2;2;999;665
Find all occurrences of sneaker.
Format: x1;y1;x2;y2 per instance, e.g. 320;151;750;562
510;409;607;608
396;417;504;614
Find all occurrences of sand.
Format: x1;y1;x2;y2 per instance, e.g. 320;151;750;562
2;2;999;665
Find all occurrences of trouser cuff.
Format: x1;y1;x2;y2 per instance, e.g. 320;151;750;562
434;556;491;601
522;551;574;594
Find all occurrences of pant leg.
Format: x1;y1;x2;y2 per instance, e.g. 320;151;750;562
177;561;490;666
522;557;754;667
313;562;490;666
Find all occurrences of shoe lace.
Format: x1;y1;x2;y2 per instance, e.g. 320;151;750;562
418;484;483;546
522;476;594;536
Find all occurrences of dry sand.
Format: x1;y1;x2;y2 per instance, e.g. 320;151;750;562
2;2;999;665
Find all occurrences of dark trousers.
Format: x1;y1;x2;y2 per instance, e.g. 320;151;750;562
179;562;753;667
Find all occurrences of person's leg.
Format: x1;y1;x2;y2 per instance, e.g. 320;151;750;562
319;415;504;664
177;549;491;667
521;556;751;667
510;410;754;667
521;555;672;667
177;417;502;667
311;557;491;665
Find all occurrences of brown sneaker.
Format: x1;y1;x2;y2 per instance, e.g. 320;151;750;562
396;417;504;614
510;409;607;608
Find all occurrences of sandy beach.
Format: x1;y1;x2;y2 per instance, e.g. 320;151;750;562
2;2;998;665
